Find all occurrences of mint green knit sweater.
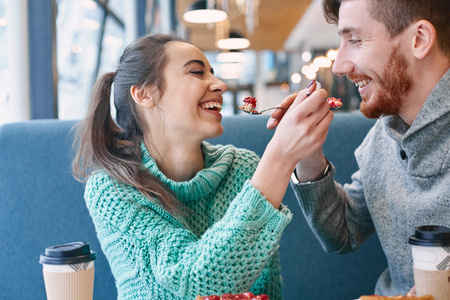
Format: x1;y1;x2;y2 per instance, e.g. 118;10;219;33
84;142;292;300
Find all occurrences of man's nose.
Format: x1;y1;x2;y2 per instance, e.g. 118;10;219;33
332;47;354;76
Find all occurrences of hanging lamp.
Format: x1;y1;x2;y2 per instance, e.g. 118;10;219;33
183;0;227;24
217;31;250;50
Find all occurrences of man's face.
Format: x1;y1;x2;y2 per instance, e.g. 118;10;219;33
332;0;413;118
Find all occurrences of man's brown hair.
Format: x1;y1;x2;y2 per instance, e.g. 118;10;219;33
322;0;450;58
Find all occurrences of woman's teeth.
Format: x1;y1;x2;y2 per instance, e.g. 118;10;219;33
201;102;222;111
355;79;371;87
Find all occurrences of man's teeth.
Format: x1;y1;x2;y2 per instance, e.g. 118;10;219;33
201;102;222;111
355;79;371;87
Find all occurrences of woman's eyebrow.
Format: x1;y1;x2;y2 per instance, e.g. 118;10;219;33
184;59;214;74
183;59;205;68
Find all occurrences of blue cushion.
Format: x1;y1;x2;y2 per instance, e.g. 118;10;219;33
0;120;117;299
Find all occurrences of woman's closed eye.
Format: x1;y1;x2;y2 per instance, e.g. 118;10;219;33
190;69;205;76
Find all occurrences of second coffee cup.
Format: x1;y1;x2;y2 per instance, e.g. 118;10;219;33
409;225;450;300
39;242;96;300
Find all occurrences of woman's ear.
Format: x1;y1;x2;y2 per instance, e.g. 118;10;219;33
130;85;156;108
411;20;436;60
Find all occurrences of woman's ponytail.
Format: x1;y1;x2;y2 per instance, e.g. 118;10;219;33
73;72;117;181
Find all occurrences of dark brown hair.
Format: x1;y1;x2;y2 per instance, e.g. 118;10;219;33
322;0;450;58
73;34;186;215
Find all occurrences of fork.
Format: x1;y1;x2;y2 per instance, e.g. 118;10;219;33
240;105;283;115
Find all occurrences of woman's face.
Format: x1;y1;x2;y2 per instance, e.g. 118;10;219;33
149;41;228;143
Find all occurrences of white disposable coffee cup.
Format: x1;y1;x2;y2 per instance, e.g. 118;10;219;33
409;225;450;300
411;245;450;271
39;242;96;300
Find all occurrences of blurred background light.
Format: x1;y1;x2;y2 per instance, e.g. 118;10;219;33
327;49;338;60
183;0;227;24
71;44;82;53
82;0;97;10
280;83;290;92
217;51;246;63
291;72;301;83
81;18;100;30
302;51;312;62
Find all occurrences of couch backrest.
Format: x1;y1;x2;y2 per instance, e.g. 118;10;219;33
0;113;386;299
0;119;116;299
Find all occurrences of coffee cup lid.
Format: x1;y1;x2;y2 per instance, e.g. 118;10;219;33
39;242;96;265
409;225;450;246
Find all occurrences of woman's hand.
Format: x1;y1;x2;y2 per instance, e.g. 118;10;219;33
251;81;333;208
266;82;333;167
267;81;318;130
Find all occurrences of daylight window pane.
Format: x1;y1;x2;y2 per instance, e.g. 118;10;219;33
0;0;9;126
56;0;124;120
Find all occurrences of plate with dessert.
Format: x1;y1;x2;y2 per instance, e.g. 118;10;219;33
195;292;269;300
357;294;434;299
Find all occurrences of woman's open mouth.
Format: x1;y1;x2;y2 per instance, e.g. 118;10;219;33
200;102;223;113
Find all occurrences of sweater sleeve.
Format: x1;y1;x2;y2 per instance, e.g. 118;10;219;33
85;172;291;299
290;163;375;254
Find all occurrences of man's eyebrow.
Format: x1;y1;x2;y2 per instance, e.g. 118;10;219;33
338;26;358;36
183;59;205;67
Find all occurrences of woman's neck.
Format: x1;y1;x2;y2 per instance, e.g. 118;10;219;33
144;137;204;182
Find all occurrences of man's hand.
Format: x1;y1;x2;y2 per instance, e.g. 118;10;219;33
406;285;416;297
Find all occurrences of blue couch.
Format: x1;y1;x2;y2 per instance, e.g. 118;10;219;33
0;113;387;299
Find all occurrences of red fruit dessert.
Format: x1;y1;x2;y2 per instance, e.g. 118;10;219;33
358;295;434;299
195;292;269;300
326;97;343;108
239;97;258;113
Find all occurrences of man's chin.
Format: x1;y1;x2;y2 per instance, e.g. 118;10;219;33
360;98;401;119
360;98;384;119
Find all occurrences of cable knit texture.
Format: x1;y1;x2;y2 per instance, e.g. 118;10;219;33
85;142;292;300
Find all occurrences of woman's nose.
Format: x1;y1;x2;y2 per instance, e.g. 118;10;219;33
210;76;228;94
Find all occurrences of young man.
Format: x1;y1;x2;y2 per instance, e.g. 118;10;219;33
268;0;450;296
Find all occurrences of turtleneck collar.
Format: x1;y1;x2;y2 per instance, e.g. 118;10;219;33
140;142;236;202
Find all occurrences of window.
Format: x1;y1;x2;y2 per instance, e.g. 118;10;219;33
56;0;126;120
0;0;9;125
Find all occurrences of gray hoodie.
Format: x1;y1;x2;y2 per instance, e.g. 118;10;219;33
292;68;450;296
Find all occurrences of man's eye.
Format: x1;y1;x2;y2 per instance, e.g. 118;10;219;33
191;70;205;75
349;38;361;44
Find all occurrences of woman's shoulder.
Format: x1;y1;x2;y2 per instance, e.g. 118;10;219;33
84;170;121;201
86;170;113;188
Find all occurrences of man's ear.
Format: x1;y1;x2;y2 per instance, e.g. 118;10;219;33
411;20;436;60
130;85;156;108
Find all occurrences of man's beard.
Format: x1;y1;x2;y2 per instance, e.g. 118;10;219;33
358;45;413;119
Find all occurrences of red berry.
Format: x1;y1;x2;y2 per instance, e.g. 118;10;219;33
326;96;342;108
243;97;257;105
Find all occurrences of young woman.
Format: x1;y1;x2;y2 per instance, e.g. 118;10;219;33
73;34;332;300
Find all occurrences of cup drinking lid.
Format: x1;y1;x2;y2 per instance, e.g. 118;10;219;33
409;225;450;246
39;242;96;265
